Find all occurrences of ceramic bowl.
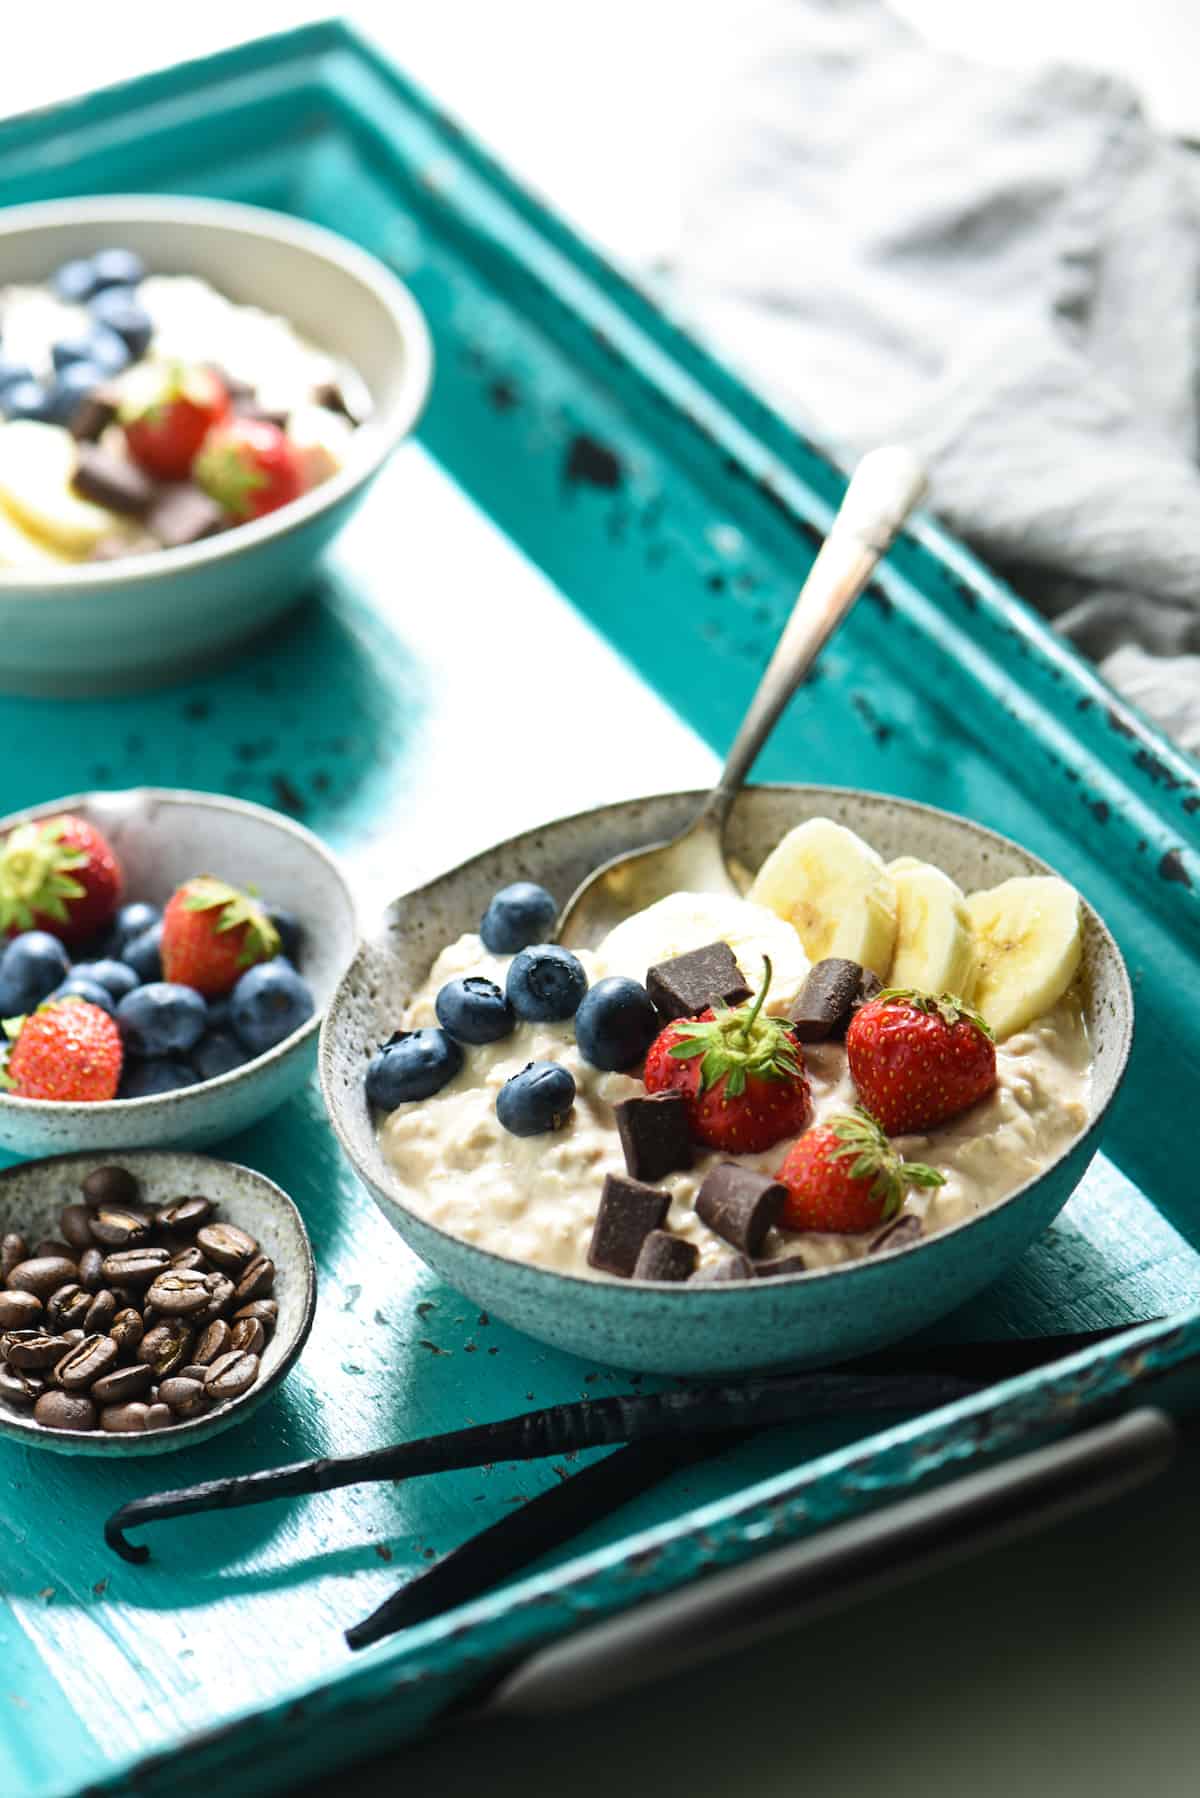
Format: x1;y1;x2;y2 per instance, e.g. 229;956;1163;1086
0;788;356;1159
0;1148;315;1455
0;195;433;696
321;786;1134;1376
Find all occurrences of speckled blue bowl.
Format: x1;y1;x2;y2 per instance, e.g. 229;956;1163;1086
0;788;356;1160
321;787;1133;1375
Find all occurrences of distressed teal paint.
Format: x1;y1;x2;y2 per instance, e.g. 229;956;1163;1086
0;21;1191;1798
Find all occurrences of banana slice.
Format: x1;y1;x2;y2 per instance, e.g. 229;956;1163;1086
965;876;1082;1039
595;891;811;1011
0;501;76;567
748;817;897;978
0;421;117;555
888;859;977;997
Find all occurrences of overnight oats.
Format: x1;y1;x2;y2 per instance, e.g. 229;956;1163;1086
0;247;368;565
367;819;1092;1283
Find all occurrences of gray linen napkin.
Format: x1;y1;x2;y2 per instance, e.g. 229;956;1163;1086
673;0;1200;753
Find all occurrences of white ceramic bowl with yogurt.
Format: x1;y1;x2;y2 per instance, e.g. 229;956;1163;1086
0;196;433;695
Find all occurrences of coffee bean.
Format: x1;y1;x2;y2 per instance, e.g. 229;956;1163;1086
77;1247;104;1292
0;1365;44;1407
56;1333;118;1390
0;1233;27;1278
203;1349;259;1401
83;1288;117;1333
7;1257;79;1299
229;1316;265;1356
177;1364;208;1382
100;1402;150;1433
169;1246;209;1274
0;1328;37;1359
109;1286;138;1310
34;1389;96;1431
8;1333;70;1370
233;1255;274;1306
100;1248;170;1288
193;1319;231;1365
47;1283;93;1331
160;1375;208;1418
233;1299;277;1338
82;1166;139;1208
91;1363;154;1404
0;1290;42;1330
144;1268;211;1315
62;1329;85;1346
89;1207;152;1250
34;1239;74;1260
155;1195;214;1234
145;1403;173;1430
138;1320;194;1378
59;1205;95;1250
109;1308;144;1357
195;1223;258;1271
197;1271;235;1322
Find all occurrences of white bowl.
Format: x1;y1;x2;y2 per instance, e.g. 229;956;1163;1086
0;195;433;695
0;788;356;1158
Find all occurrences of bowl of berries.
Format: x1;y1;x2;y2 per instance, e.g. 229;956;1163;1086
0;195;433;695
0;788;355;1158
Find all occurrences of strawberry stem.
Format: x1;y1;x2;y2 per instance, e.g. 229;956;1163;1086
737;956;772;1046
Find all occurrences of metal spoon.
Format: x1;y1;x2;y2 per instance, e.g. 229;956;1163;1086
557;446;928;948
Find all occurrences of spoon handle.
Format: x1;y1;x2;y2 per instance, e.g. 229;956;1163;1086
704;445;927;832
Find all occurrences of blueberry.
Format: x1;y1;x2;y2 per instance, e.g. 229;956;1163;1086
0;931;71;1013
87;288;153;358
574;977;660;1071
230;960;314;1055
116;982;207;1057
51;976;116;1016
192;1030;251;1081
506;944;588;1023
435;976;515;1045
3;380;53;422
88;248;146;293
110;901;160;952
480;882;558;954
496;1061;576;1136
119;1059;199;1099
266;905;304;964
122;922;163;983
51;325;127;376
46;361;108;425
0;356;33;394
52;257;99;304
71;959;140;1002
365;1029;463;1107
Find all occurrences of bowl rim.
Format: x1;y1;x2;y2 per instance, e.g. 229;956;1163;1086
0;1146;317;1450
0;194;434;596
320;781;1135;1297
0;785;357;1116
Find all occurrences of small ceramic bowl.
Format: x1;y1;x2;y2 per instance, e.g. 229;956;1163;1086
0;788;356;1159
321;786;1134;1376
0;195;433;696
0;1148;315;1456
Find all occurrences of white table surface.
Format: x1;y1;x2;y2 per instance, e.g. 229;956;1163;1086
6;7;1199;1794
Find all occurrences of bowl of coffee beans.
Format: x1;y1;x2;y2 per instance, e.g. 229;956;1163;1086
0;1149;315;1453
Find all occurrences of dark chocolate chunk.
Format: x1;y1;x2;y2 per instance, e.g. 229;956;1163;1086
614;1092;694;1183
588;1174;670;1278
68;384;119;442
72;446;157;518
689;1254;754;1284
868;1214;923;1255
695;1163;787;1256
146;484;227;549
313;375;365;424
753;1255;807;1278
789;959;867;1041
632;1231;698;1283
645;941;752;1022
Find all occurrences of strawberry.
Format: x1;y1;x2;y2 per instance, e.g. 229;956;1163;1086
846;989;997;1133
777;1107;945;1233
121;361;231;481
161;877;281;998
3;998;123;1102
194;417;304;521
0;813;123;945
643;957;812;1153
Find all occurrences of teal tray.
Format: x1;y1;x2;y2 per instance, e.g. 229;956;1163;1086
0;21;1198;1798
